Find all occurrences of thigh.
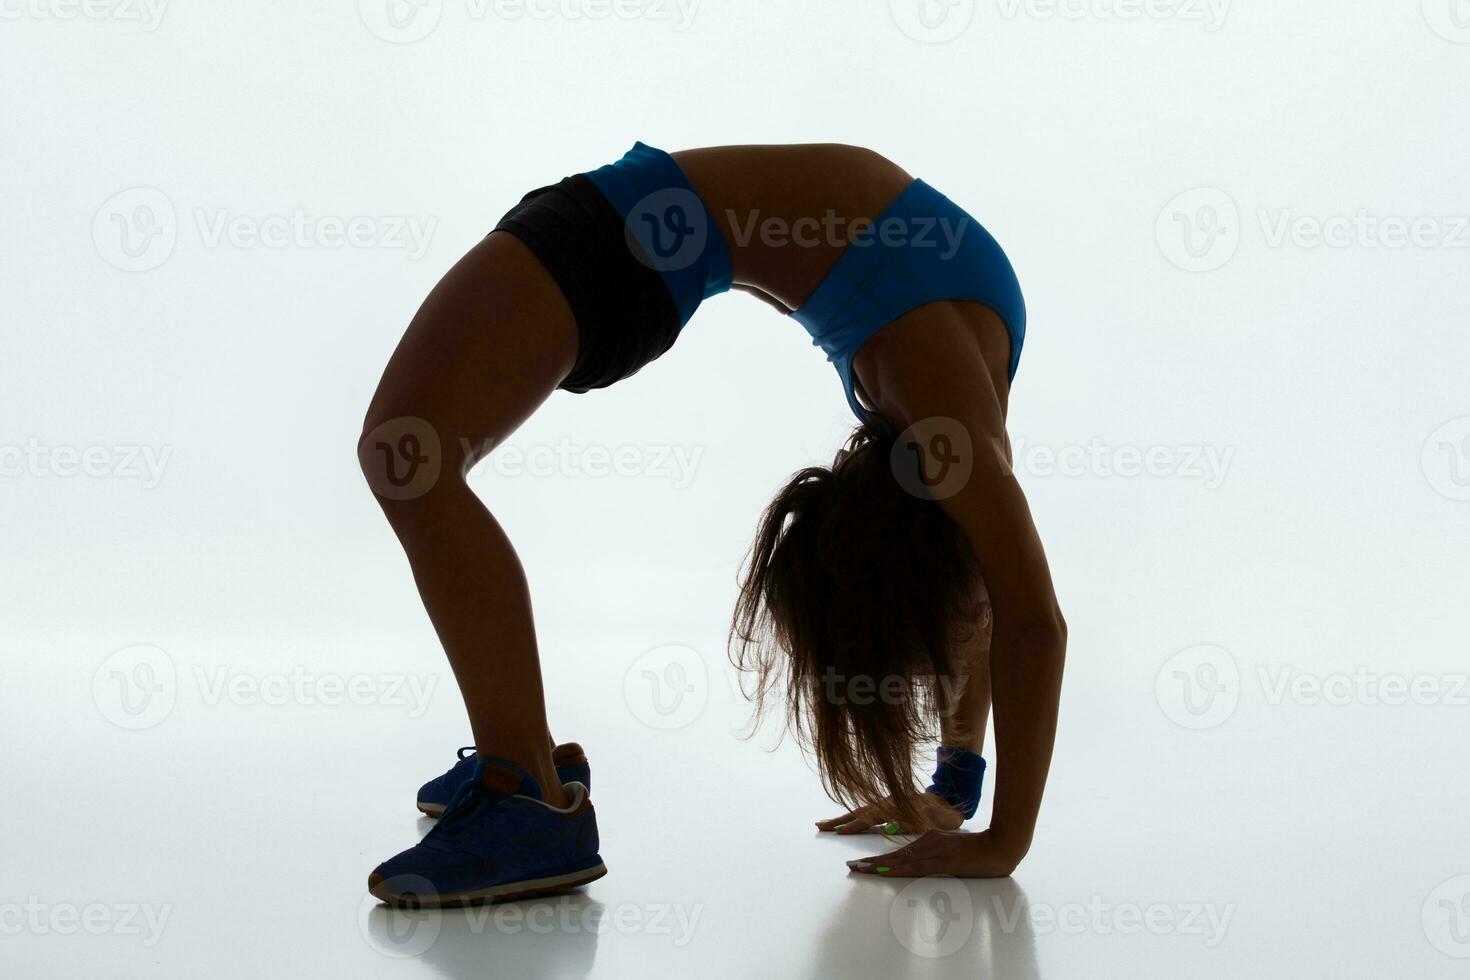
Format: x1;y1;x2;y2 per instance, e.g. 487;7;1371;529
364;231;581;470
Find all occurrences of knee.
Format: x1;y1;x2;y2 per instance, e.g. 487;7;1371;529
357;410;462;509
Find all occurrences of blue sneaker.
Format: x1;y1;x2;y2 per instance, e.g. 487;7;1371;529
372;757;606;908
417;743;591;817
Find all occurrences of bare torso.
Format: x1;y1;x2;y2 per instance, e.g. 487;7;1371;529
672;143;1012;414
672;143;916;311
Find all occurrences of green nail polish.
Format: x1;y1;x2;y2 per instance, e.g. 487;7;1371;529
876;866;891;873
883;821;900;835
835;823;846;829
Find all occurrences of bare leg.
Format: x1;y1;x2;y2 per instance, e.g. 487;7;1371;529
358;232;579;807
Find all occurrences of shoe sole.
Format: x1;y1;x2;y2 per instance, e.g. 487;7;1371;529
368;861;608;909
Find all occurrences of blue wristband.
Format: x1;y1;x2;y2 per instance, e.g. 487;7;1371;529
926;746;986;819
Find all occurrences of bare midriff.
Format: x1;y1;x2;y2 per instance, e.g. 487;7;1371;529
671;143;915;313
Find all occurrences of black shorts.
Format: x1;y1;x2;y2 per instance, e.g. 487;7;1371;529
492;174;681;393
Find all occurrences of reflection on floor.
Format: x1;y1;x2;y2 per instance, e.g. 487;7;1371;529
8;628;1469;978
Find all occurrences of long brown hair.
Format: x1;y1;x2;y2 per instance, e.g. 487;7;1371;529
730;416;986;829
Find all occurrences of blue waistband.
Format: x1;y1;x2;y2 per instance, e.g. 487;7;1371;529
582;142;733;327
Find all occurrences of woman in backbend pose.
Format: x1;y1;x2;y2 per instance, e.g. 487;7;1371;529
360;142;1067;907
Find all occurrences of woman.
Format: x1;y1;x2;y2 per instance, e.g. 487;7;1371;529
360;142;1067;907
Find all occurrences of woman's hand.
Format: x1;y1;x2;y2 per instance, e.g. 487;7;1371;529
846;829;1026;878
816;793;964;835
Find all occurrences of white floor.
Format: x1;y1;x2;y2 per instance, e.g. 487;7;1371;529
6;622;1470;979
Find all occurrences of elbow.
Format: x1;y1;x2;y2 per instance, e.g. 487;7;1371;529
999;604;1068;653
1035;607;1068;652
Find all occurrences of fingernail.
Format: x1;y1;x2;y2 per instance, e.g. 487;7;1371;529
846;860;872;869
835;823;846;830
875;866;891;874
883;821;900;835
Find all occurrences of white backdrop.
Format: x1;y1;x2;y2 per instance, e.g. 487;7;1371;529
4;2;1470;977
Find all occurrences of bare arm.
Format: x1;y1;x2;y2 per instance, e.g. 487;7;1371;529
940;597;992;753
851;305;1066;876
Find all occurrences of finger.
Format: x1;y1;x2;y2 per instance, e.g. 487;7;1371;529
844;830;941;867
821;804;883;833
836;813;887;835
846;851;945;877
815;809;862;832
845;834;941;875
